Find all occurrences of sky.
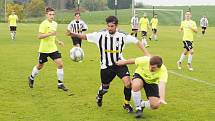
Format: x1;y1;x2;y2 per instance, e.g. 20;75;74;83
135;0;215;6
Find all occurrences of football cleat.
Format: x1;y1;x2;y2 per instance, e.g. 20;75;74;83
96;95;103;107
123;103;133;113
135;109;143;118
58;84;69;91
177;61;182;70
28;76;34;88
187;63;193;71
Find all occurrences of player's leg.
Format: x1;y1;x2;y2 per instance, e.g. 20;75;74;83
141;31;149;47
13;26;17;39
116;65;133;112
159;80;167;104
96;67;116;107
177;41;189;69
154;29;158;40
72;37;81;47
149;29;153;40
131;73;144;118
28;53;47;88
187;48;194;71
10;26;14;40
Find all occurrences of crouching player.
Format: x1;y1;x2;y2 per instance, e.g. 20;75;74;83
116;55;168;118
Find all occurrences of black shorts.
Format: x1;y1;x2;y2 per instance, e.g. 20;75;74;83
72;37;82;46
152;29;157;34
38;51;61;64
141;31;147;37
202;27;207;30
10;26;17;31
100;65;130;84
183;41;193;51
133;73;159;98
132;29;138;31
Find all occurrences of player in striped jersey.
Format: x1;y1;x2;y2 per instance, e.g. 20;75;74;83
69;16;148;113
66;12;88;47
200;16;208;35
130;15;139;37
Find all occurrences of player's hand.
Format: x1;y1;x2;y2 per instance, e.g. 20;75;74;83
49;31;56;36
57;40;64;47
115;60;127;66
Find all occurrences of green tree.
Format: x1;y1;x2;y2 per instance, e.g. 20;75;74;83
7;3;24;20
25;0;45;17
81;0;108;11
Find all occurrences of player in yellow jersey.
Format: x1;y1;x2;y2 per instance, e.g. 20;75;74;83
139;13;150;47
177;11;197;71
116;49;168;118
149;14;158;41
8;10;18;40
28;7;68;91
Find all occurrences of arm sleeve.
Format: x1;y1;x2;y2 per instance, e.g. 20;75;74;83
39;23;45;33
124;35;138;44
67;23;72;31
135;56;149;65
82;21;88;30
86;32;101;43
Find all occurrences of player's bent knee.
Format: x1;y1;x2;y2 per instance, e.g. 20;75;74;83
37;64;44;70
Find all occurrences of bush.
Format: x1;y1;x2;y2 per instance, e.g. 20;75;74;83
7;3;24;20
25;0;45;17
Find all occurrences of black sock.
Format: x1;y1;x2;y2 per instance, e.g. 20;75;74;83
124;87;131;102
58;80;63;84
98;85;109;97
135;33;137;37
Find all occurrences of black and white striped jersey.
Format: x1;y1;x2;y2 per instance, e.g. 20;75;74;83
86;29;138;69
67;20;88;34
131;16;139;29
200;17;208;27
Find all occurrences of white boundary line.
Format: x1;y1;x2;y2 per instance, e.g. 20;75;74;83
168;70;215;87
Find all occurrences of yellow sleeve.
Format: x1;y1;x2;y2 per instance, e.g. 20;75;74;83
160;65;168;83
180;22;183;29
39;23;45;33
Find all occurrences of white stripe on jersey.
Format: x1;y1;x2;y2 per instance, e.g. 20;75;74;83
200;18;208;27
131;17;139;29
86;29;138;69
67;20;88;34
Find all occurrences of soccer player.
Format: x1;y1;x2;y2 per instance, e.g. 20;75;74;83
130;14;139;37
28;7;68;91
149;14;158;41
139;13;150;47
67;12;88;47
200;16;208;35
69;16;148;113
116;54;168;118
8;10;18;40
177;11;197;71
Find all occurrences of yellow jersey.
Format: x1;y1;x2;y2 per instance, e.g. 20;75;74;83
139;17;149;32
38;20;58;53
151;18;158;29
8;15;18;26
134;56;168;84
180;20;197;41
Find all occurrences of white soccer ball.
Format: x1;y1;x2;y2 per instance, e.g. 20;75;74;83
70;47;84;62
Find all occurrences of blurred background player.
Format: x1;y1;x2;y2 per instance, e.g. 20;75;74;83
67;12;88;47
139;13;150;47
28;7;68;91
69;16;148;113
116;54;168;118
8;10;18;40
177;11;197;71
149;14;158;41
200;16;208;35
130;14;139;37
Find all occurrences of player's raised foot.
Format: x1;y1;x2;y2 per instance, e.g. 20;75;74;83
58;84;69;91
135;107;143;118
187;63;193;71
28;76;34;88
177;61;182;70
145;44;150;48
96;95;103;107
123;103;133;113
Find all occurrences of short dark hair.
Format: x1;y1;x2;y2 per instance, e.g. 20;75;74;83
106;16;118;25
46;7;55;13
75;12;80;16
150;56;163;68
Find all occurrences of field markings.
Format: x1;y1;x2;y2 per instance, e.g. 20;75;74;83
168;70;215;87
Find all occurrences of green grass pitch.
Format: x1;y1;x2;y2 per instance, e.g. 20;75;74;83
0;23;214;121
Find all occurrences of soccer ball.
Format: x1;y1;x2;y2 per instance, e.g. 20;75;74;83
70;47;84;62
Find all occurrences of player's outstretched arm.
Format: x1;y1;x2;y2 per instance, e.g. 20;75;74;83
70;32;87;40
136;41;151;57
115;59;135;66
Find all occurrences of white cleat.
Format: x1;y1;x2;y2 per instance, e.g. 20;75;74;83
177;61;182;70
187;63;193;71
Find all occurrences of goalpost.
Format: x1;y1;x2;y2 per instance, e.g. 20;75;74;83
133;8;184;22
